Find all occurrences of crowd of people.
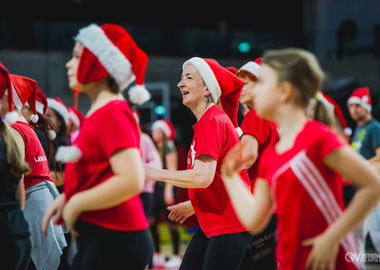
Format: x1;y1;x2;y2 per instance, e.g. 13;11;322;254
1;22;380;270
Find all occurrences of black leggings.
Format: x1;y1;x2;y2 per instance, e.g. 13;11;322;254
180;228;254;270
71;220;153;270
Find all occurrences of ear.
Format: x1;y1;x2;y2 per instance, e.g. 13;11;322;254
204;89;211;97
278;81;293;103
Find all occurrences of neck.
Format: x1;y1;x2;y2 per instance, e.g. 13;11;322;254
274;104;307;141
86;84;121;117
191;101;215;121
356;114;372;126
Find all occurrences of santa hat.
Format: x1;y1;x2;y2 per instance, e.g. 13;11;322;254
68;108;84;129
9;74;39;123
238;58;263;78
47;98;69;125
26;87;47;116
152;119;176;141
75;23;151;105
347;87;372;112
0;63;18;123
225;66;238;74
315;92;351;135
183;57;244;128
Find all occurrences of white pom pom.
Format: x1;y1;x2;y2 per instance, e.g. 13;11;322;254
48;129;57;141
55;146;82;163
128;85;151;105
30;114;39;123
344;127;353;136
4;111;19;124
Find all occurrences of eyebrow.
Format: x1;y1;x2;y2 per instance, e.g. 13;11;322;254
181;72;193;78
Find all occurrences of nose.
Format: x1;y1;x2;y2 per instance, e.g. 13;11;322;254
177;79;185;89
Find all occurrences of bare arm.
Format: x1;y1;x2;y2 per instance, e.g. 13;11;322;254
145;154;217;188
221;142;273;233
321;146;380;242
368;146;380;163
240;134;259;170
62;148;145;236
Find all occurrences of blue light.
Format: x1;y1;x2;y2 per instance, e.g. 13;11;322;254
238;42;251;53
155;105;166;115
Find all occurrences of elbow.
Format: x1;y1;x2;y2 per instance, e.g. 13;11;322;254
245;153;258;169
197;174;213;189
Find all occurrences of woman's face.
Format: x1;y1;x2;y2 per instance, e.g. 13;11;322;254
66;42;84;92
253;64;282;120
152;128;164;143
44;108;62;133
177;64;208;109
21;106;33;123
0;94;9;116
240;76;256;107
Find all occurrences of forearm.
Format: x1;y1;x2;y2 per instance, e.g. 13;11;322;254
323;183;380;243
69;174;143;213
155;168;206;188
17;178;25;210
222;174;272;233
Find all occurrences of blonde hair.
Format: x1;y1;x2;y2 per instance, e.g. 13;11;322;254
0;120;31;177
263;48;324;108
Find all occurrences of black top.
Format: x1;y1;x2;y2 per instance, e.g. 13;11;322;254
0;137;30;237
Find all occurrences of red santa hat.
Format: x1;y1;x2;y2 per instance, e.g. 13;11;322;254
47;97;69;125
9;74;39;123
75;23;151;105
315;92;351;135
183;57;244;128
238;57;263;78
152;119;176;141
0;63;18;123
25;87;47;116
347;87;372;112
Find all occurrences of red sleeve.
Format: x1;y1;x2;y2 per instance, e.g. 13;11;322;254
256;149;272;181
313;123;346;160
194;119;223;161
241;109;268;145
97;107;140;159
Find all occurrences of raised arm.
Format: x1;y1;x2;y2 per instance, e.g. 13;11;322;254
221;142;273;233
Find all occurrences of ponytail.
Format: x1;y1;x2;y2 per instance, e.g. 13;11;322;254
0;120;30;178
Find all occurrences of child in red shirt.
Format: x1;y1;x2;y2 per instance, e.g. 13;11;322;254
145;57;253;269
221;48;380;270
42;23;152;269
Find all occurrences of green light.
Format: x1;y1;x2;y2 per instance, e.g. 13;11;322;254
155;105;166;115
238;42;251;53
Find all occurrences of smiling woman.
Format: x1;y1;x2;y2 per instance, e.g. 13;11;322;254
145;57;255;270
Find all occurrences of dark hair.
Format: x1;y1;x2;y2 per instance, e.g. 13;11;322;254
108;76;119;94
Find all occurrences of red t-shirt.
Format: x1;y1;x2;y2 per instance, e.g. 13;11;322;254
257;121;359;270
187;105;250;238
240;109;279;192
64;100;148;232
11;121;53;189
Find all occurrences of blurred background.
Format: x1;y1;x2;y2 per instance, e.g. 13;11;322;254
1;0;380;149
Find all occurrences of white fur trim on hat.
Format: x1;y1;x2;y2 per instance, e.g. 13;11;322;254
347;96;372;112
47;98;69;125
4;111;19;124
183;57;221;103
152;120;171;138
75;23;133;89
128;84;151;105
239;61;261;78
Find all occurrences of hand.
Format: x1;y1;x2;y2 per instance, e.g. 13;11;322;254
303;233;339;270
42;194;66;238
62;195;82;237
167;200;195;224
221;142;246;178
